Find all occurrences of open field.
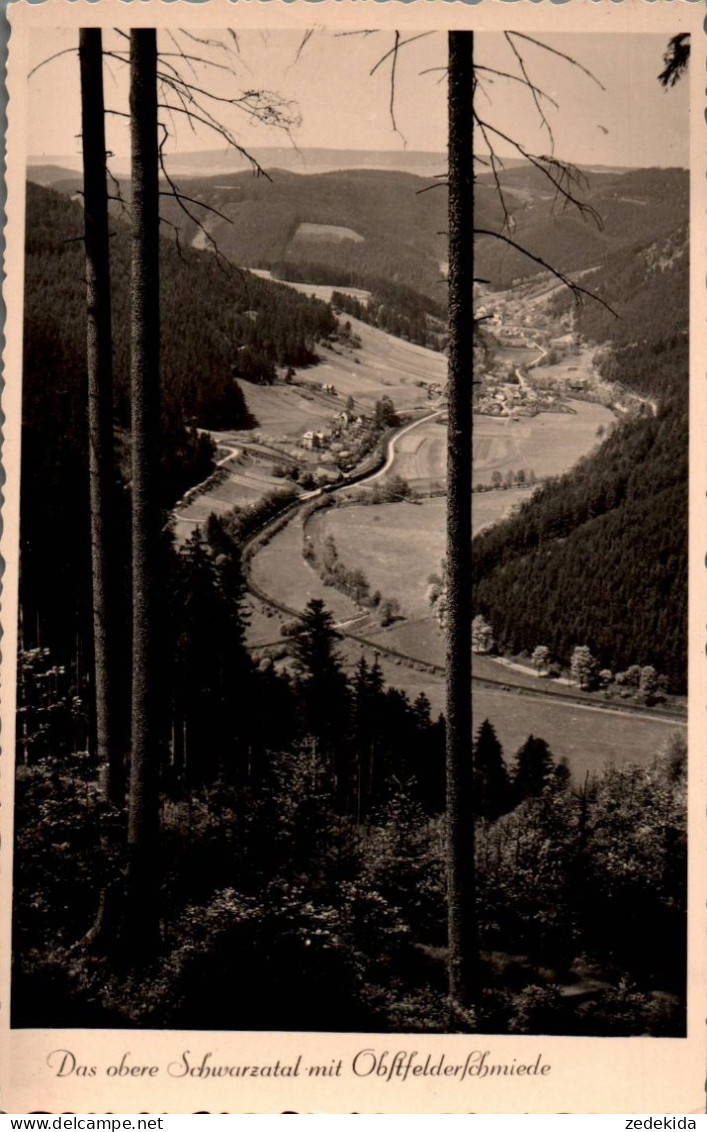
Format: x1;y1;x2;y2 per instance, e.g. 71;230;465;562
249;275;445;407
294;222;364;244
328;644;682;783
249;268;371;305
234;316;441;439
377;399;614;492
471;685;682;785
531;344;599;388
173;321;445;542
243;594;288;648
250;512;359;623
370;616;446;667
386;419;446;488
494;344;540;368
309;499;446;620
173;453;296;543
246;503;685;784
311;317;445;411
234;384;340;440
473;399;614;482
472;488;533;531
308;492;538;622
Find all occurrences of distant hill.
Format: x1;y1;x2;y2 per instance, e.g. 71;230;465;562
30;158;680;309
28;164;457;308
24;182;338;433
475;166;688;289
154;167;456;305
28;146;450;180
24;162;81;186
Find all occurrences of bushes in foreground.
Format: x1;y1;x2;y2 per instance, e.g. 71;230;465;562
12;733;685;1035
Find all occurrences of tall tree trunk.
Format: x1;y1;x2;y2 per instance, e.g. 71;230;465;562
127;28;161;948
79;29;122;806
446;29;478;1014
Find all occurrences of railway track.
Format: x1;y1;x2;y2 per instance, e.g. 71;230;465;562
183;415;685;730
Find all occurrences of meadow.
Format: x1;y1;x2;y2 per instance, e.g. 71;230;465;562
310;317;445;411
308;492;539;623
309;499;446;620
472;400;614;483
328;639;683;781
249;268;371;305
383;399;614;491
250;512;358;623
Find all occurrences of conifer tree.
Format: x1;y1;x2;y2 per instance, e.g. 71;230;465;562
512;735;554;804
79;28;122;806
445;28;477;1013
473;719;510;820
126;28;161;948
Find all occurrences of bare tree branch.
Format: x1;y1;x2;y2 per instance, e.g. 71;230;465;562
475;115;514;229
504;31;555;151
416;181;449;195
106;166;130;219
179;29;231;52
157;188;232;225
333;30;378;38
156;120;247;285
156;101;271;175
475;63;559;110
29;47;77;79
369;31;434;76
367;31;435;142
389;32;403;140
507;32;606;90
475;111;603;228
166;30;199;80
474;228;617;315
295;29;316;63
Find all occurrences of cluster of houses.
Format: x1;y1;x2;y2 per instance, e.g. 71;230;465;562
301;405;367;451
476;382;556;418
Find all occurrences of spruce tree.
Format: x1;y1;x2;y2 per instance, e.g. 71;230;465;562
126;28;161;950
473;719;511;820
79;28;122;805
513;735;555;804
445;27;477;1014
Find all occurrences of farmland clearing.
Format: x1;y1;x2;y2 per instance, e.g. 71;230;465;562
249;268;372;306
379;399;613;491
472;400;613;483
176;294;684;781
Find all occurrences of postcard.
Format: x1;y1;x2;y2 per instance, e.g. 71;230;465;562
1;0;704;1114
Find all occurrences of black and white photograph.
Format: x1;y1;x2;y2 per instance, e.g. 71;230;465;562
1;0;704;1114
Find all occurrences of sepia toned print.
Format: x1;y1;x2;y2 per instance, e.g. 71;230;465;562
1;0;705;1114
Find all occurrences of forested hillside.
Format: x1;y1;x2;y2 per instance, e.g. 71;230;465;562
26;183;337;423
21;182;337;669
155;168;451;302
475;166;688;289
473;224;688;690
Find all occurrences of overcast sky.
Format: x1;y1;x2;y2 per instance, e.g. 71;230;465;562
27;28;689;169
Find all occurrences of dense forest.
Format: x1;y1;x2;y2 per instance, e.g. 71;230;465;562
473;226;688;689
21;181;338;668
327;279;446;350
155;168;450;303
14;533;686;1033
475;166;688;289
26;183;338;423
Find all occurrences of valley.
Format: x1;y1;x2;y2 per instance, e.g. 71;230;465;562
175;282;685;781
26;163;688;787
19;117;690;1035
